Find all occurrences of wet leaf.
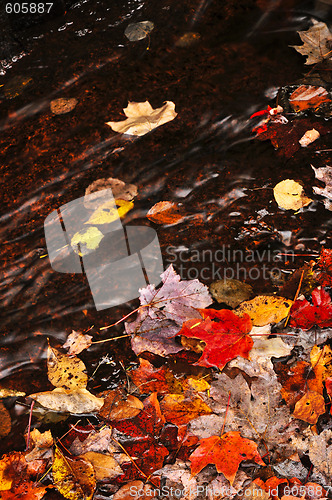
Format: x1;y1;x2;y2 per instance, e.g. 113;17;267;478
98;389;143;421
113;481;157;500
293;391;325;424
299;128;320;147
159;393;212;425
25;429;53;461
30;388;104;414
80;451;123;480
179;308;253;370
85;199;134;225
308;429;332;477
289;85;331;112
146;201;185;224
315;248;332;287
189;432;265;484
273;179;312;210
124;21;154;41
291;19;332;65
209;279;252;308
84;177;137;209
279;361;321;407
0;401;11;438
71;226;104;256
312;164;332;211
129;358;183;395
290;287;332;329
53;446;96;500
235;295;293;326
47;344;88;390
0;452;47;493
63;330;93;356
50;97;78;114
0;482;48;499
3;75;33;99
0;388;25;398
106;101;177;136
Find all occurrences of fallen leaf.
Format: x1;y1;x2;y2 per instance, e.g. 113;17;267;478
25;429;53;462
47;344;88;390
315;248;332;287
29;388;104;414
124;21;154;41
235;295;293;326
0;388;25;398
50;97;78;114
291;19;332;65
278;361;321;407
159;393;212;425
310;344;332;387
0;482;48;499
209;279;253;308
53;446;95;500
273;179;312;210
84;177;137;209
308;429;332;477
179;308;253;370
289;287;332;329
63;330;93;356
129;358;183;395
146;201;185;224
0;452;47;493
312;164;332;211
0;401;11;438
289;86;331;112
106;101;177;136
80;451;123;480
71;226;104;256
85;198;134;225
127;264;212;357
189;432;265;484
98;389;143;421
293;391;325;424
299;128;320;147
3;75;33;99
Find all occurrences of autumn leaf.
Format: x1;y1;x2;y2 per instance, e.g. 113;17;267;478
0;452;47;493
146;201;185;224
291;19;332;65
50;97;78;114
84;198;134;225
235;295;293;326
0;482;48;500
289;287;332;329
53;446;96;500
299;129;320;147
129;358;183;395
289;86;331;112
25;429;53;462
84;177;137;209
312;164;332;211
124;21;154;41
278;360;321;407
106;101;177;136
80;451;123;480
47;343;88;390
293;390;325;424
29;387;104;414
209;278;252;308
63;330;93;356
315;248;332;287
127;264;212;357
179;308;253;370
189;432;265;484
98;389;143;421
159;393;212;425
273;180;312;211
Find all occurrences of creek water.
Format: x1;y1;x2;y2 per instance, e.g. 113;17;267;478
0;0;331;458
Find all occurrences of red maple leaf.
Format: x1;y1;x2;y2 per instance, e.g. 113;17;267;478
178;308;253;370
189;431;265;484
290;287;332;329
316;248;332;287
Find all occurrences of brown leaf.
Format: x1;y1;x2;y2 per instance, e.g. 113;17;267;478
98;390;143;421
291;19;332;65
0;401;11;438
80;451;123;480
84;177;138;210
29;388;104;414
160;393;212;425
50;97;78;114
63;331;93;356
24;429;53;462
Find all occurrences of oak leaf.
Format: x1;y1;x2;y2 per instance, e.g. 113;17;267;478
179;308;253;369
236;295;293;326
289;287;332;329
63;330;93;356
47;344;88;390
53;446;95;500
291;19;332;65
189;432;265;484
106;101;177;136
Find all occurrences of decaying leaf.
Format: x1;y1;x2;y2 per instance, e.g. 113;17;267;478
289;86;331;112
209;278;252;308
47;344;88;390
50;98;78;115
159;393;212;425
308;429;332;477
106;101;177;136
273;179;312;211
127;264;212;357
189;431;265;484
53;446;96;500
124;21;154;41
113;481;157;500
30;388;104;414
290;287;332;329
146;201;185;224
80;451;123;480
312;164;332;211
63;330;93;356
293;391;325;424
299;128;320;147
98;389;143;421
291;19;332;65
235;295;293;326
84;177;137;209
25;429;53;462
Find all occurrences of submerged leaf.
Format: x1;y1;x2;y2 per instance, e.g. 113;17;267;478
273;180;312;211
53;447;95;500
124;21;154;41
146;201;185;224
84;177;137;209
291;19;332;65
50;98;78;115
63;331;93;356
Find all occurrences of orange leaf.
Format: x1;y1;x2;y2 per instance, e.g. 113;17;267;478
159;393;212;425
293;391;325;424
289;85;331;112
189;432;265;485
179;309;253;370
98;389;143;421
146;201;185;224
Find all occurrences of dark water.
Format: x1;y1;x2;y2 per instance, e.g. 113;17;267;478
0;0;331;451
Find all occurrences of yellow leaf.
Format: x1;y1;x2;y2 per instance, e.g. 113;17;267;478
273;179;312;210
80;452;123;480
71;226;104;255
47;344;88;390
53;446;96;500
85;199;134;225
30;388;104;414
0;458;13;491
106;100;177;136
236;295;293;326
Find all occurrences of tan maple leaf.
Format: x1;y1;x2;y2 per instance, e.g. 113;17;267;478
291;19;332;65
106;101;177;136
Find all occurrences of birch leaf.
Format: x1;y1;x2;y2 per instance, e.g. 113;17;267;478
273;179;312;210
47;344;88;390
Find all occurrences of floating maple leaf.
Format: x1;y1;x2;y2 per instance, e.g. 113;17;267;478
179;308;253;370
189;431;265;485
106;101;177;136
290;287;332;329
126;264;212;357
291;19;332;65
312;164;332;211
